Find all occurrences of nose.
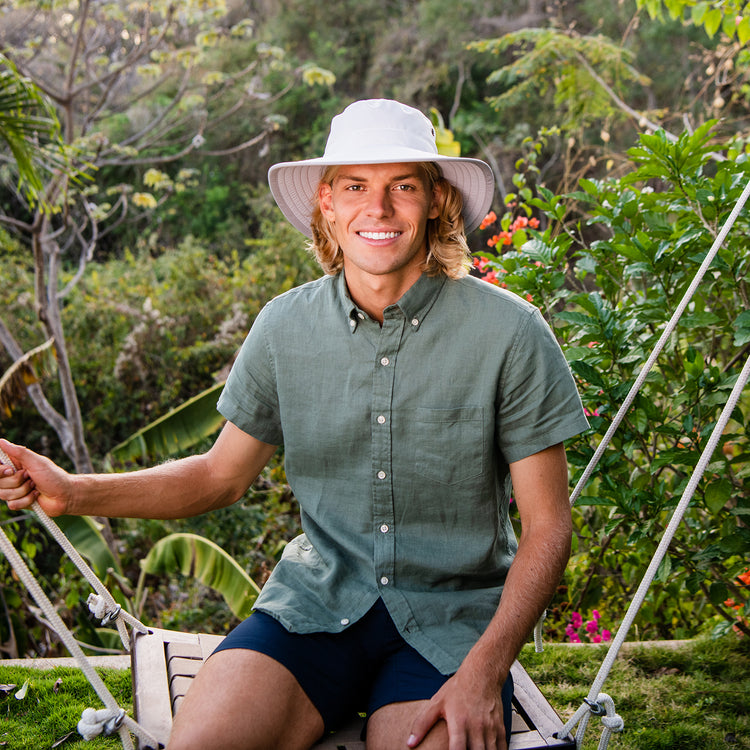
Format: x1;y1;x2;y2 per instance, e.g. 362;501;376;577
365;187;393;218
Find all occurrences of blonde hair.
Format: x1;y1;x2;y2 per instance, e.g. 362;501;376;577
309;163;471;279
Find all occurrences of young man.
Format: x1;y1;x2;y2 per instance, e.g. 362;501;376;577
0;99;589;750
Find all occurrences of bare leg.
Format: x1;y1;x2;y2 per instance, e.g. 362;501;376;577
366;701;447;750
167;649;325;750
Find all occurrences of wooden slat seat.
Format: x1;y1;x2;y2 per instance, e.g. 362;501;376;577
131;627;574;749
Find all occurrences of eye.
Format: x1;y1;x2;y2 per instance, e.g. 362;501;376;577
394;183;417;192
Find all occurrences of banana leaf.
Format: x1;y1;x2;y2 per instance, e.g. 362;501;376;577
140;532;260;619
106;382;226;467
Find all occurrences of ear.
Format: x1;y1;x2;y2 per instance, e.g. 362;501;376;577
318;182;335;221
428;181;443;221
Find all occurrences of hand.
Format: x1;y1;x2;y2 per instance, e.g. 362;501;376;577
0;439;71;516
407;661;507;750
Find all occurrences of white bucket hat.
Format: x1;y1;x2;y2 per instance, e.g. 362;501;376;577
268;99;494;237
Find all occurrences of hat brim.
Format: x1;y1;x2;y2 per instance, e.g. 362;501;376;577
268;153;495;238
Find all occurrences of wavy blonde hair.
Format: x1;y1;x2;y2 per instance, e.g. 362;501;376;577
309;162;471;279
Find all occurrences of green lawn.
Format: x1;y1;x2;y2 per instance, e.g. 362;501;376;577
0;636;747;749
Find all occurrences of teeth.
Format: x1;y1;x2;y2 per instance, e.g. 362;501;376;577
358;231;400;240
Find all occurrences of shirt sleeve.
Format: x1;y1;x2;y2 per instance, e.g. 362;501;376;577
495;306;589;464
217;304;284;445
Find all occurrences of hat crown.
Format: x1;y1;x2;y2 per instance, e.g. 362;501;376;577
323;99;438;159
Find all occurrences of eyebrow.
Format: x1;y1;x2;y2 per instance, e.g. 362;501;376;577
336;170;422;183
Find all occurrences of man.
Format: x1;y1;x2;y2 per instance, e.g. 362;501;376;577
0;99;589;750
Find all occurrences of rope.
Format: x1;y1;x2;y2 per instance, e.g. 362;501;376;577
0;445;147;647
0;448;160;749
558;352;750;748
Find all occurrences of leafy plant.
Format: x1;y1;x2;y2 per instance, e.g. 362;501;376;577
474;122;750;639
136;532;261;620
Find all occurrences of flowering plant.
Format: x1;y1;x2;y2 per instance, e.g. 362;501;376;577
723;568;750;636
565;609;613;644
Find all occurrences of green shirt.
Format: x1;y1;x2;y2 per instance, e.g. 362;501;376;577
218;271;589;674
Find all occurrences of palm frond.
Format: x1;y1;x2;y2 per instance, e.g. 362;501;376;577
0;339;57;418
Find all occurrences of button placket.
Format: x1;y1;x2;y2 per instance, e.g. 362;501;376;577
371;312;403;592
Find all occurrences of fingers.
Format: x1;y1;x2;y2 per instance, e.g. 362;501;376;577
407;701;442;748
0;465;38;510
0;442;39;511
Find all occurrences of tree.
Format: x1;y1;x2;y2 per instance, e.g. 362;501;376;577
0;0;331;472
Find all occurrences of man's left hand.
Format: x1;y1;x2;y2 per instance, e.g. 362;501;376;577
406;660;507;750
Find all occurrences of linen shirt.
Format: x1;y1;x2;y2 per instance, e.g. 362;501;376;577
217;271;589;674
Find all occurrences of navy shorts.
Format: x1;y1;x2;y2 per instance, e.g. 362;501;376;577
211;598;514;739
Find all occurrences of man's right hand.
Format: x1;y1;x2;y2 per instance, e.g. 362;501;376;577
0;440;71;516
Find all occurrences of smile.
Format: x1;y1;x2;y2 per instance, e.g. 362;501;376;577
357;231;401;240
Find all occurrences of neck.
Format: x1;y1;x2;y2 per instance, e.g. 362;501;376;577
344;268;422;324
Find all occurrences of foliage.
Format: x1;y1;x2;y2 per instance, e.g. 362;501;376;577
474;122;750;640
137;532;261;619
0;53;69;210
105;382;226;468
637;0;750;44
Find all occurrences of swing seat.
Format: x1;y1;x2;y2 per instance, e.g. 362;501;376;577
131;627;574;749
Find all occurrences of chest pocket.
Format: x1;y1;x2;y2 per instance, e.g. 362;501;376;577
412;407;485;485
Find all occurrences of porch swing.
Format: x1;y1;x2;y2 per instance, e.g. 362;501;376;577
1;177;748;749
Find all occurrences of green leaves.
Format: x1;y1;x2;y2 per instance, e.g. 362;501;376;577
475;115;750;638
106;382;226;467
140;533;261;619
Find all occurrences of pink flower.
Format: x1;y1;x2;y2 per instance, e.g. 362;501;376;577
586;620;599;634
571;612;583;629
601;629;612;642
592;610;601;620
472;257;489;272
592;635;602;643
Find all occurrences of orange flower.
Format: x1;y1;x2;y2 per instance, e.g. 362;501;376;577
479;211;497;230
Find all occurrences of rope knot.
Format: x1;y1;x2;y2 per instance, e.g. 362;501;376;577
77;707;126;740
602;713;625;732
86;593;121;625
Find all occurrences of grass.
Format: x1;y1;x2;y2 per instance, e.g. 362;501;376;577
0;636;747;749
0;666;130;749
521;635;750;749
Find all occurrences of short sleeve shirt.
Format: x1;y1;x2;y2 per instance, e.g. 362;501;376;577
218;271;589;674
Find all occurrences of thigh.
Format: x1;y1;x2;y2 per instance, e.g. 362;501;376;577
365;670;514;750
167;648;324;750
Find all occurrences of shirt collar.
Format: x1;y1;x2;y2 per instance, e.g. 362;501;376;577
336;271;446;333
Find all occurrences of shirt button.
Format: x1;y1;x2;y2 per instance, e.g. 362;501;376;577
377;470;387;480
411;318;419;327
357;312;365;320
340;618;350;626
380;576;389;586
349;319;356;328
377;415;386;424
380;356;390;366
380;523;389;533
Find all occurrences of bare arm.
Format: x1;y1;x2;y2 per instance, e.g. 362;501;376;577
408;442;572;749
0;422;277;520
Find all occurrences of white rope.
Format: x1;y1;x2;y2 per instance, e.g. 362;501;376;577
0;449;160;749
569;176;750;506
0;445;148;648
559;352;750;748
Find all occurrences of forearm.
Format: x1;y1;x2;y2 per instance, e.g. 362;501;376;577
1;423;277;521
464;521;571;682
66;453;239;520
463;443;572;682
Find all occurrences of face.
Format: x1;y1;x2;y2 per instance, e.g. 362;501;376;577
318;162;440;293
